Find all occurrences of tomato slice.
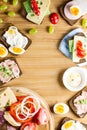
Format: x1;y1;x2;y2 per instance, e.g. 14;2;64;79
77;50;86;58
77;40;82;47
20;122;36;130
10;101;35;123
16;96;33;102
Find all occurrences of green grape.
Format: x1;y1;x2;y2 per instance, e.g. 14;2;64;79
0;4;8;11
48;25;54;34
8;11;16;17
0;18;3;23
29;28;38;35
81;19;87;28
13;0;18;6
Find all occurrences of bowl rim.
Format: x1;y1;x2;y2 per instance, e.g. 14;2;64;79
63;66;87;92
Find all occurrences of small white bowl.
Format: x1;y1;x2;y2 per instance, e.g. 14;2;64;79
63;67;87;92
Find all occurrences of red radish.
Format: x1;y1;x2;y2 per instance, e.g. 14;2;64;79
50;13;59;24
34;108;49;125
20;122;36;130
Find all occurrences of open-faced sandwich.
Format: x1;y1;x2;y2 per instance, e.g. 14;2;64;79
58;117;87;130
0;87;54;130
68;32;87;64
59;0;87;25
0;23;31;55
69;87;87;118
0;58;21;85
23;0;50;24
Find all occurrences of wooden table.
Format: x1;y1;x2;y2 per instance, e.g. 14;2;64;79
0;0;87;129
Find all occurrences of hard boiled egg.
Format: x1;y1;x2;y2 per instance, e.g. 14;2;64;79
61;120;86;130
70;5;81;16
9;46;25;55
53;103;69;115
0;44;8;57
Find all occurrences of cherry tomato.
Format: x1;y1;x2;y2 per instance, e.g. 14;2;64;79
77;50;86;58
31;0;40;16
50;13;59;24
20;122;36;130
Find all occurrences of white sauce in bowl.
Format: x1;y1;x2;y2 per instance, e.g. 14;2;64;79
67;71;82;88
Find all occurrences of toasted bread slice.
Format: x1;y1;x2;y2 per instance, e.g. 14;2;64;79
23;0;50;24
58;117;87;129
69;87;87;118
0;23;31;53
0;58;22;86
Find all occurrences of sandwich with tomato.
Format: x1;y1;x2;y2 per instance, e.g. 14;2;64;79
23;0;50;24
68;33;87;64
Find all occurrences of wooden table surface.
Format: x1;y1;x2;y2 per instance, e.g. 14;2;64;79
0;0;87;129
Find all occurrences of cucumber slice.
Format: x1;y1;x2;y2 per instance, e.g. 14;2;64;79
68;40;74;52
23;0;31;13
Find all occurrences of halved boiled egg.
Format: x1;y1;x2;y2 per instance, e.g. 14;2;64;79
53;103;69;114
0;44;8;57
70;5;81;16
61;120;75;130
9;46;25;55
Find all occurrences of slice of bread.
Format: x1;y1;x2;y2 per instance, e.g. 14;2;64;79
0;23;31;52
58;117;87;129
0;58;22;86
69;87;87;118
59;1;81;26
23;0;50;24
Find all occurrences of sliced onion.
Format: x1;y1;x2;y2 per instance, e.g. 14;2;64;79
16;105;30;121
21;96;40;117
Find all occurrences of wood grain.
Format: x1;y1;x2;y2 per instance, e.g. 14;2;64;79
0;0;87;129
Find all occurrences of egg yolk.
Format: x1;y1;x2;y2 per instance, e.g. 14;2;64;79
55;105;64;113
12;47;23;53
8;29;16;35
70;7;80;16
0;46;6;56
64;121;73;129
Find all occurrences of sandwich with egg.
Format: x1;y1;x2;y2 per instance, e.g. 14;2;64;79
69;87;87;118
58;117;87;130
22;0;50;24
59;0;87;25
0;23;31;55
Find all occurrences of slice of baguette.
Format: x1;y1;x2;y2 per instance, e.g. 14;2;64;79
26;0;50;24
58;117;87;129
68;87;87;118
0;23;31;52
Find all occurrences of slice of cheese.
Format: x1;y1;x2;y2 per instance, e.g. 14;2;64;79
72;35;87;63
0;87;17;108
26;0;50;24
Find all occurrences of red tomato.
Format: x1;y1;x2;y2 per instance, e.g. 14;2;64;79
50;13;59;24
16;96;33;102
31;0;40;16
77;50;86;58
77;40;82;47
20;122;36;130
10;101;35;123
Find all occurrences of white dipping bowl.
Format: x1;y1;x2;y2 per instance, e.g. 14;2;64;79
63;67;87;92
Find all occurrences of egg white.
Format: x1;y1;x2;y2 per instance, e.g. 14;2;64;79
9;46;25;55
0;44;8;57
3;26;28;48
53;103;69;114
61;120;86;130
